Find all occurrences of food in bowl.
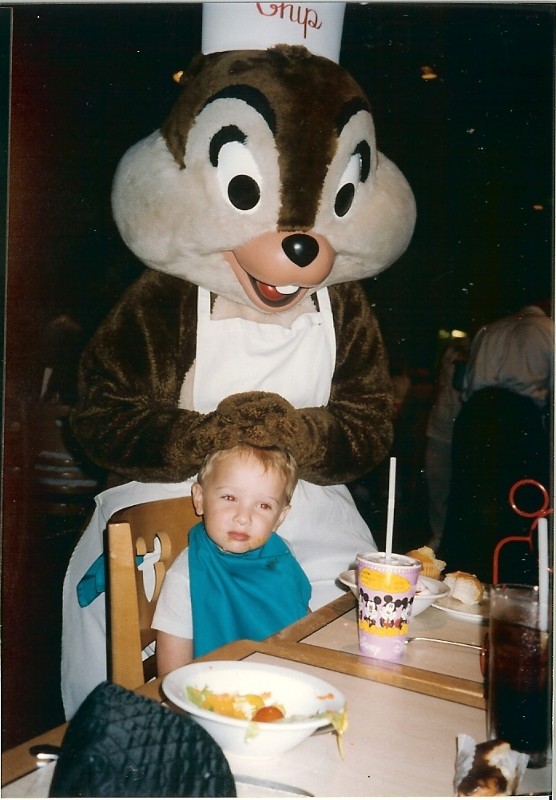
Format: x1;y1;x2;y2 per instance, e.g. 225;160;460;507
162;661;347;757
186;686;285;721
252;705;285;722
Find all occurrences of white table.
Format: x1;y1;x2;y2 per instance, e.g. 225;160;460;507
2;594;552;797
302;602;485;683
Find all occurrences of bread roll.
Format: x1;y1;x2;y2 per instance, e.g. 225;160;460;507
405;545;446;579
445;570;483;605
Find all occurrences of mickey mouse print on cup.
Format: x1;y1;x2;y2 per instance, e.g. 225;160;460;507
356;552;422;662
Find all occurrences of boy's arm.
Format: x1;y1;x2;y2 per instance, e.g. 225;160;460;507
156;630;193;677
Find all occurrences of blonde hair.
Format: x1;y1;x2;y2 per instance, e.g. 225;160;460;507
197;444;298;504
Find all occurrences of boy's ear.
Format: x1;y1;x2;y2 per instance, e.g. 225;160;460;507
191;482;204;515
276;504;291;529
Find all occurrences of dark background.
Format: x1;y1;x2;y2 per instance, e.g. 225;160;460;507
4;2;554;401
1;2;554;750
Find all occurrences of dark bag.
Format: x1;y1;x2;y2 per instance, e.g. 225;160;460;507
49;681;237;797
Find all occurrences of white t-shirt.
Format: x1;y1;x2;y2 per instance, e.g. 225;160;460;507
152;548;193;640
462;305;553;409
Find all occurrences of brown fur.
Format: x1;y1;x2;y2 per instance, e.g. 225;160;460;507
162;46;370;230
72;273;392;485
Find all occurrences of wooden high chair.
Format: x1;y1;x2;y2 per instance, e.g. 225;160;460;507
106;495;199;689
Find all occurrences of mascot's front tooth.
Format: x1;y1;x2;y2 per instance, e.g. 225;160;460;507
276;285;298;295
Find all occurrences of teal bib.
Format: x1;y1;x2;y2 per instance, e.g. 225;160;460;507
188;523;311;658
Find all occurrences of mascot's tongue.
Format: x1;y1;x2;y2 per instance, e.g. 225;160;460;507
258;282;287;300
257;281;298;300
257;282;298;300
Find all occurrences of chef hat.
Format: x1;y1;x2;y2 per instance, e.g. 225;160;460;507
202;2;346;63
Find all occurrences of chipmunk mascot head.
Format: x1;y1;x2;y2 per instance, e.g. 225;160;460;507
62;2;416;719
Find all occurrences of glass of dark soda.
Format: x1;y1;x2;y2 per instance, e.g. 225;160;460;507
487;584;551;768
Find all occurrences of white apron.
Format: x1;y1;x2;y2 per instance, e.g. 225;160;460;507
61;287;376;717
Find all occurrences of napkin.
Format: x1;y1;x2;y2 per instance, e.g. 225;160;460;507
49;681;237;797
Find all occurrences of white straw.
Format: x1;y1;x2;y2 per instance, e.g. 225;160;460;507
385;457;396;561
538;516;549;632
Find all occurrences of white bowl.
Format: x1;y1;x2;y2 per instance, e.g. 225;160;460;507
337;569;449;616
162;660;346;757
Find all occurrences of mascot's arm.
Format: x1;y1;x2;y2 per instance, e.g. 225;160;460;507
71;275;391;485
70;271;242;482
216;282;393;485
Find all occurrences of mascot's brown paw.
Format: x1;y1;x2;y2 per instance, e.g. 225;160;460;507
216;392;306;455
217;391;294;422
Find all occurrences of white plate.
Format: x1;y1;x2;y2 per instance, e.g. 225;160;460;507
416;576;451;599
432;586;490;622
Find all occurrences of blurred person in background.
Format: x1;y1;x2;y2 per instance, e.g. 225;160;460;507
439;298;553;583
424;334;469;550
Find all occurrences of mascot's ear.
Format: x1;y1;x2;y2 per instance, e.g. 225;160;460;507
172;52;207;87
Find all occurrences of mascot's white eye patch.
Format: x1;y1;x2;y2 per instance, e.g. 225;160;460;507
324;108;376;223
211;128;262;213
184;95;280;232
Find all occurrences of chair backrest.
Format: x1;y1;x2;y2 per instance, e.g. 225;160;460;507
106;495;199;689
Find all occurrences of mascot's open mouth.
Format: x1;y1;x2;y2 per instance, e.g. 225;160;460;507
250;276;304;307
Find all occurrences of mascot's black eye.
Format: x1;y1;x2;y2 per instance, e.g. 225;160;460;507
334;143;371;219
335;183;355;217
228;174;261;211
214;138;262;214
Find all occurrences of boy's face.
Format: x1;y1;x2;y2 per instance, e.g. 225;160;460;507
191;453;291;554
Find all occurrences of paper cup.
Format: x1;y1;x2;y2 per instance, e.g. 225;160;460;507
356;552;421;662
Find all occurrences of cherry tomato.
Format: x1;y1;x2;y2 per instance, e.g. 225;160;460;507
252;705;284;722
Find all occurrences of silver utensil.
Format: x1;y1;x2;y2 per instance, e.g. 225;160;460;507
310;723;335;736
235;774;314;797
28;744;61;765
406;636;481;651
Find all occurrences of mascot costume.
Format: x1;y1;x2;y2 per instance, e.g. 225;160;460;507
62;2;416;718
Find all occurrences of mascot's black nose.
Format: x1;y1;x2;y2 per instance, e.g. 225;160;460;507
282;234;319;268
